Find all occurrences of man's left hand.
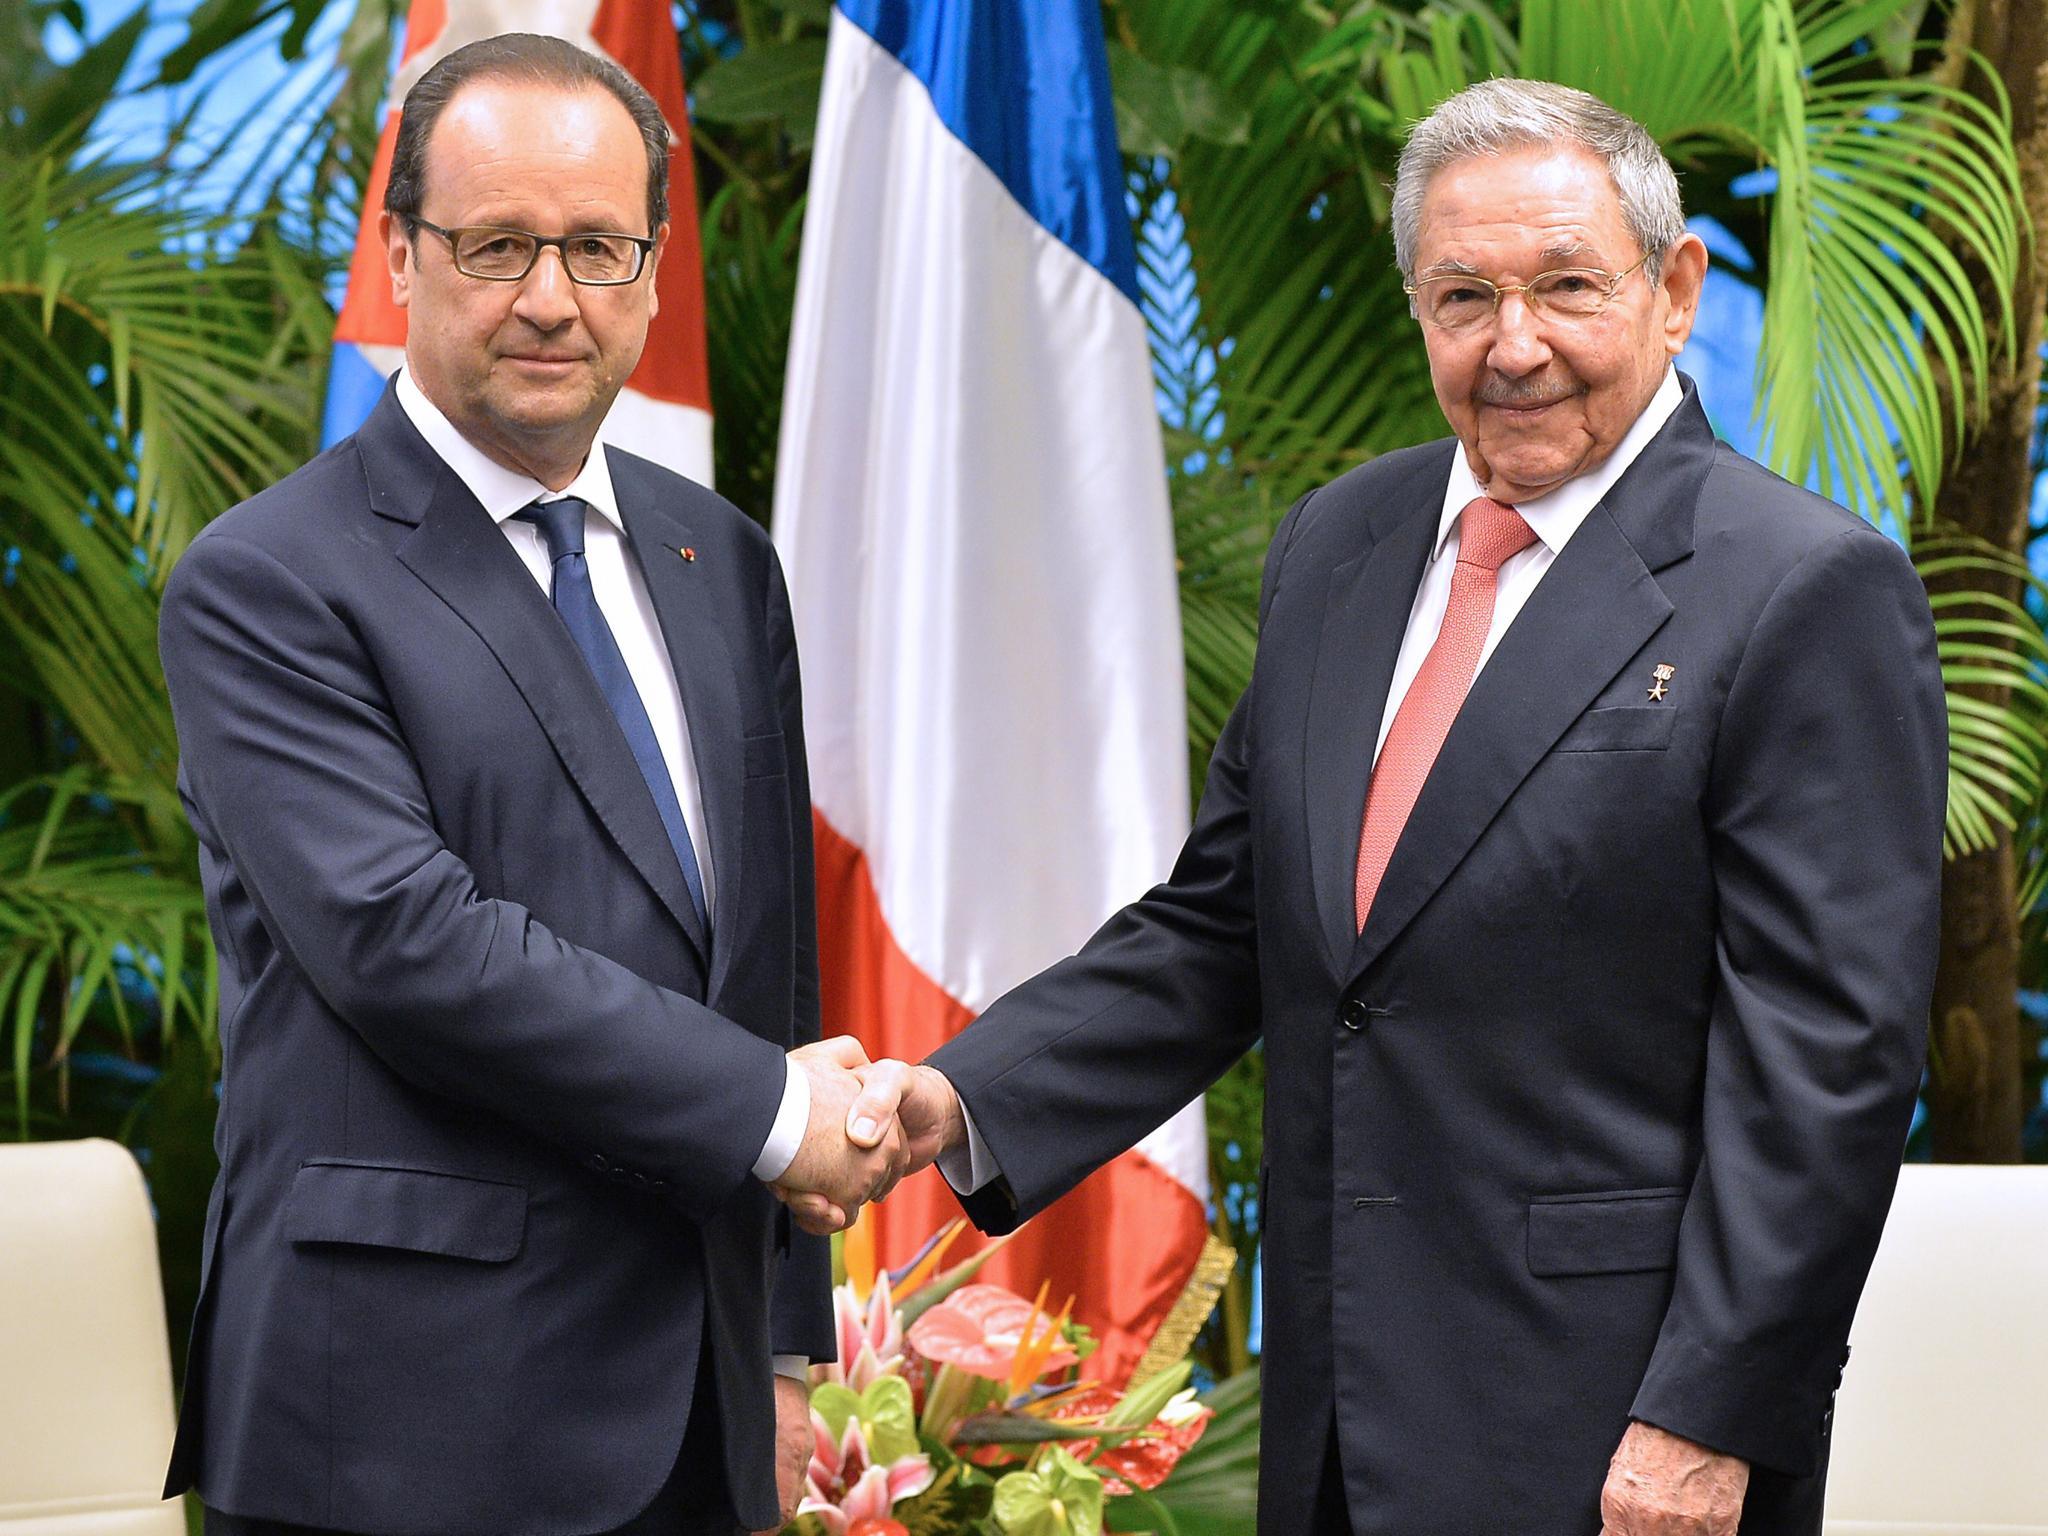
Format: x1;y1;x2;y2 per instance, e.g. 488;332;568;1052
1599;1421;1748;1535
754;1373;814;1535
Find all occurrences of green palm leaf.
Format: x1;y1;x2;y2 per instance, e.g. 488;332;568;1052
0;773;216;1133
1912;536;2048;859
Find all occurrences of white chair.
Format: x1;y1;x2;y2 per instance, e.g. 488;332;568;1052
0;1138;185;1535
1825;1163;2048;1533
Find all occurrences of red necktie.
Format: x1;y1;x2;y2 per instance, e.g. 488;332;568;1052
1354;496;1538;931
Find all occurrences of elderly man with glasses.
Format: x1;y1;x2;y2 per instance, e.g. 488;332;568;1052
833;76;1945;1536
156;32;909;1536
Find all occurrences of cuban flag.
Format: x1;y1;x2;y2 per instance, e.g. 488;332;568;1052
324;0;714;482
774;0;1207;1383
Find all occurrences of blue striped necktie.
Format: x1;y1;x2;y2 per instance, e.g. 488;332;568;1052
516;497;709;934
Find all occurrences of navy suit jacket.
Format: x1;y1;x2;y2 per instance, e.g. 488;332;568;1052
157;387;830;1534
930;379;1945;1535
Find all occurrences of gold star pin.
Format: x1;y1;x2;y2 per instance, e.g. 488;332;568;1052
1648;663;1675;703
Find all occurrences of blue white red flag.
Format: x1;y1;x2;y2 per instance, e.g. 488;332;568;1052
773;0;1206;1383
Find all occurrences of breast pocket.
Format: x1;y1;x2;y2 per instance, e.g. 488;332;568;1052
1551;704;1676;753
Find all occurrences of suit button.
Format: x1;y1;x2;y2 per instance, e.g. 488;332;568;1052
1340;999;1369;1031
584;1152;610;1174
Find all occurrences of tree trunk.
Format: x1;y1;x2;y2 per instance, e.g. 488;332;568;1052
1923;0;2048;1162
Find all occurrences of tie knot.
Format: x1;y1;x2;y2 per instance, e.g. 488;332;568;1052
1457;496;1537;572
516;497;590;563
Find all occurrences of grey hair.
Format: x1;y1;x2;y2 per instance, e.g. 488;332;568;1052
1391;78;1684;281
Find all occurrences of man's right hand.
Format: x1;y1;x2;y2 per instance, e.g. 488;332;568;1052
773;1059;966;1234
773;1038;910;1232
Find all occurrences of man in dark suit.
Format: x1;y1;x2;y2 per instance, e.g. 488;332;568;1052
816;78;1946;1535
158;35;903;1536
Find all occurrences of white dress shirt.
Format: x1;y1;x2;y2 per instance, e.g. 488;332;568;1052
394;373;810;1373
938;370;1685;1200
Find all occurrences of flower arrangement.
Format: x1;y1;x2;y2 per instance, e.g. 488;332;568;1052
785;1221;1216;1536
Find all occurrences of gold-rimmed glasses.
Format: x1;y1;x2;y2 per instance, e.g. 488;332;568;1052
409;218;656;286
1404;251;1653;332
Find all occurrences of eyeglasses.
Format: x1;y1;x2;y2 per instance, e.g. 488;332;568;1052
1404;251;1653;332
409;218;656;286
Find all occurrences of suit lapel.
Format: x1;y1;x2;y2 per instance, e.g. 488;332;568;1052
364;393;711;963
1342;384;1712;984
1346;507;1672;981
613;450;746;1001
1304;458;1448;975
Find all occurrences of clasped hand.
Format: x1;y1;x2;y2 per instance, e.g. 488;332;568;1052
769;1040;962;1235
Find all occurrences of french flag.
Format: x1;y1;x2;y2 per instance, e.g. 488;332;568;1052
323;0;714;483
774;0;1208;1383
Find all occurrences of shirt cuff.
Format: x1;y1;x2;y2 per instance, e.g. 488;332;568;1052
935;1091;1000;1194
752;1059;809;1183
773;1354;810;1382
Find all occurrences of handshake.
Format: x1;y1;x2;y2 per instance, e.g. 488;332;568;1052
769;1038;969;1235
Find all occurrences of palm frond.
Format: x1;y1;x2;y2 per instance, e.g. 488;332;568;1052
0;772;213;1135
0;147;326;790
1911;536;2048;860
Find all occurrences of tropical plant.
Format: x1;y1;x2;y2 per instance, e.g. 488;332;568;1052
0;1;342;1392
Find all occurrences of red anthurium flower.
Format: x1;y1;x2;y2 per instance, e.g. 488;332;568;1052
905;1283;1080;1383
1048;1385;1216;1495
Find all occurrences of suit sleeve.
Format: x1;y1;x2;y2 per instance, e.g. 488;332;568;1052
762;542;834;1360
158;529;790;1221
930;492;1316;1232
1629;525;1944;1474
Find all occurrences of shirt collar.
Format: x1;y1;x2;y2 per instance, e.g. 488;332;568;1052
1435;367;1684;561
394;365;624;531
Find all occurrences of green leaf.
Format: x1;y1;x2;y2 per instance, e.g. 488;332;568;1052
21;2;148;152
157;0;334;83
951;1412;1141;1447
1105;1360;1191;1430
691;38;827;138
1107;43;1251;159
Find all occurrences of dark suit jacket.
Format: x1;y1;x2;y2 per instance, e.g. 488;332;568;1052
156;387;831;1535
930;379;1944;1535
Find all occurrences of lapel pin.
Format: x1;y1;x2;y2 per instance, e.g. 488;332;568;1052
677;546;697;563
1648;663;1675;702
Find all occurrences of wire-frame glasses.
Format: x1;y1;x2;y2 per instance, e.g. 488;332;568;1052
1405;251;1653;332
410;218;656;286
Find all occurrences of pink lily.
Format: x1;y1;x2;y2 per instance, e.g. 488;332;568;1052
819;1276;905;1392
796;1410;934;1536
